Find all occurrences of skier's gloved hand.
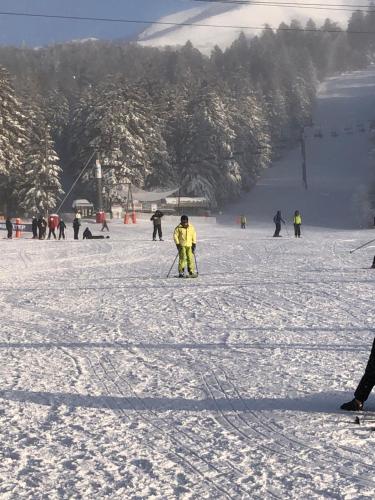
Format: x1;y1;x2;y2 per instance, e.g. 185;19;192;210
192;243;196;253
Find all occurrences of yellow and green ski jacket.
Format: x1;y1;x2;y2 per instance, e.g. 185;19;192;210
173;223;197;247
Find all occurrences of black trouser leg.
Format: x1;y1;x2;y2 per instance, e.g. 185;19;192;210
152;226;157;240
354;338;375;403
273;223;281;236
74;229;79;240
157;225;162;239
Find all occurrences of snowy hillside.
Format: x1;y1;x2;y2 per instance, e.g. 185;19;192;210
1;70;375;497
226;68;375;229
138;1;363;53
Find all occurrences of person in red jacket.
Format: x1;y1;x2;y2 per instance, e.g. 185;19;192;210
47;216;57;240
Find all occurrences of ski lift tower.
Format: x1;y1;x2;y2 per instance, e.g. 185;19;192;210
124;183;136;224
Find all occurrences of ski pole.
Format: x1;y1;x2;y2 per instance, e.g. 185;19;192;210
284;221;289;237
194;252;199;275
167;252;179;278
349;237;375;254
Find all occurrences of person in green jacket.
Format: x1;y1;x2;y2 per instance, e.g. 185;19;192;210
173;215;197;278
293;210;302;238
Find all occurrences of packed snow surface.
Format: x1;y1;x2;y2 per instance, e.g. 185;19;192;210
2;70;375;498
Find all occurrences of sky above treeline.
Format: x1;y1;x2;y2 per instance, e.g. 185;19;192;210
0;0;365;51
0;0;193;46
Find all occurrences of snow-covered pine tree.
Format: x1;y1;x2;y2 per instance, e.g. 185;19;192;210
264;87;289;156
70;79;171;195
0;66;27;213
18;106;63;215
228;89;271;190
179;84;237;206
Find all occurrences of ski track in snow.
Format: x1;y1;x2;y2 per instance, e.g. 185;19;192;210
2;69;375;498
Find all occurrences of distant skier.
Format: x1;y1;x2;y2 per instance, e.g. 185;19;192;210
47;216;57;240
58;219;66;240
341;338;375;411
173;214;197;278
151;209;164;241
38;216;47;239
101;218;109;232
293;210;302;238
240;215;247;229
31;216;38;239
5;216;12;239
73;217;81;240
83;227;92;239
83;227;107;240
273;210;285;237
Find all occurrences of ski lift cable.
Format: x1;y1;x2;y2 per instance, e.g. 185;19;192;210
56;150;96;214
2;10;375;34
192;0;375;9
192;0;375;12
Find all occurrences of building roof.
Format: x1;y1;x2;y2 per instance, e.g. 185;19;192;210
72;199;94;208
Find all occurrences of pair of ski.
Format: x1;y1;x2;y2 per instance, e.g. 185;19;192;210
175;273;198;279
353;411;375;430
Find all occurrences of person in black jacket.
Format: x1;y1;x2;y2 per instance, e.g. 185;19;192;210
150;210;164;241
273;210;285;237
73;217;81;240
83;227;107;240
58;219;66;240
5;217;12;239
38;216;47;239
341;338;375;411
31;216;38;239
83;227;92;239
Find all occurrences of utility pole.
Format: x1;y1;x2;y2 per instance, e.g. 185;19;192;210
300;127;308;190
45;125;50;216
95;155;103;211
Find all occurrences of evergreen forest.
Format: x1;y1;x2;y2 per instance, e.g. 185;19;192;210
0;10;374;214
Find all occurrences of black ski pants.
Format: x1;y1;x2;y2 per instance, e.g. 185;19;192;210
59;229;65;240
273;222;281;237
153;225;162;240
48;228;56;239
294;224;301;237
74;228;80;240
354;337;375;403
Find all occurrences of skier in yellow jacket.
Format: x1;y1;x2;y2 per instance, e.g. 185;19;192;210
173;215;197;278
293;210;302;238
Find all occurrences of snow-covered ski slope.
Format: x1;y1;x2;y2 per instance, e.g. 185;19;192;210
226;68;375;229
2;70;375;498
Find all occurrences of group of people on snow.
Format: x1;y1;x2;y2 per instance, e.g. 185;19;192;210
273;210;302;238
5;206;375;410
4;211;110;240
238;210;302;237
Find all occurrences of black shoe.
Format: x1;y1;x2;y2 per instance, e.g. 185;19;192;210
153;238;156;241
159;238;163;241
178;272;185;278
340;398;363;411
